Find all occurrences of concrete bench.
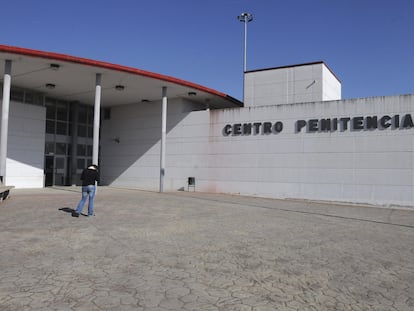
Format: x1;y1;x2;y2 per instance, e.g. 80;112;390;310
0;185;14;201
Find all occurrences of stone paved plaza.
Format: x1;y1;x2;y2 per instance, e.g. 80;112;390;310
0;187;413;311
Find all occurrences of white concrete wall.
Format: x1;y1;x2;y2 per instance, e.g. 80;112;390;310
100;98;203;190
244;62;341;107
6;101;46;188
322;65;341;100
101;94;413;208
207;95;413;207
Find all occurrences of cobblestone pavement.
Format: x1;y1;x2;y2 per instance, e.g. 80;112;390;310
0;187;413;311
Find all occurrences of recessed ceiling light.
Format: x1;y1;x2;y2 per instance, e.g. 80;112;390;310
115;85;125;91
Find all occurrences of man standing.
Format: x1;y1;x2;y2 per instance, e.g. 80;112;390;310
72;164;100;217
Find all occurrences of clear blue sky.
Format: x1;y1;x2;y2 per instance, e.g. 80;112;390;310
2;0;413;101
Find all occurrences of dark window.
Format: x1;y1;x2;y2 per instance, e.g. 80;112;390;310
45;142;54;154
77;158;85;169
56;122;67;135
46;120;55;134
55;157;64;169
78;125;87;137
77;144;86;156
46;105;56;120
11;89;24;102
25;92;33;104
103;108;111;120
87;108;94;124
78;106;87;124
88;126;93;138
56;143;66;155
87;145;93;157
56;103;68;121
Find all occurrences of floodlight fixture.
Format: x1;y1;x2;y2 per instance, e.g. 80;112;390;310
237;12;253;103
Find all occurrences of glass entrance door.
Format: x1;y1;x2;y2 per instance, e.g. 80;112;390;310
54;156;67;186
44;155;67;186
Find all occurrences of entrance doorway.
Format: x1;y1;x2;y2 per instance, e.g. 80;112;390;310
44;155;68;186
44;156;54;186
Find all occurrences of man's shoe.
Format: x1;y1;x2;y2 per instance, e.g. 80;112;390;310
72;211;79;217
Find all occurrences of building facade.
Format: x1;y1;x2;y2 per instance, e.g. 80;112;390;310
1;46;413;207
101;85;413;207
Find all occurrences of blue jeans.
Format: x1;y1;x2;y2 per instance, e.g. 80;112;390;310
76;185;96;216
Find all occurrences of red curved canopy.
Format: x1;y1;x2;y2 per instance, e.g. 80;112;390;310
0;44;242;108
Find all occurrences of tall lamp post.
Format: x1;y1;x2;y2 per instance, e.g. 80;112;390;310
237;12;253;103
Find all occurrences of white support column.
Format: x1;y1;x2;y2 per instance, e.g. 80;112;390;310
0;60;12;184
159;86;167;192
92;73;102;166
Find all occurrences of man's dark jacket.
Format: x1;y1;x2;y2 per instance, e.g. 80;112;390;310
80;167;100;186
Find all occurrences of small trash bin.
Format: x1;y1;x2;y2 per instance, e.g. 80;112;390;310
188;177;195;191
